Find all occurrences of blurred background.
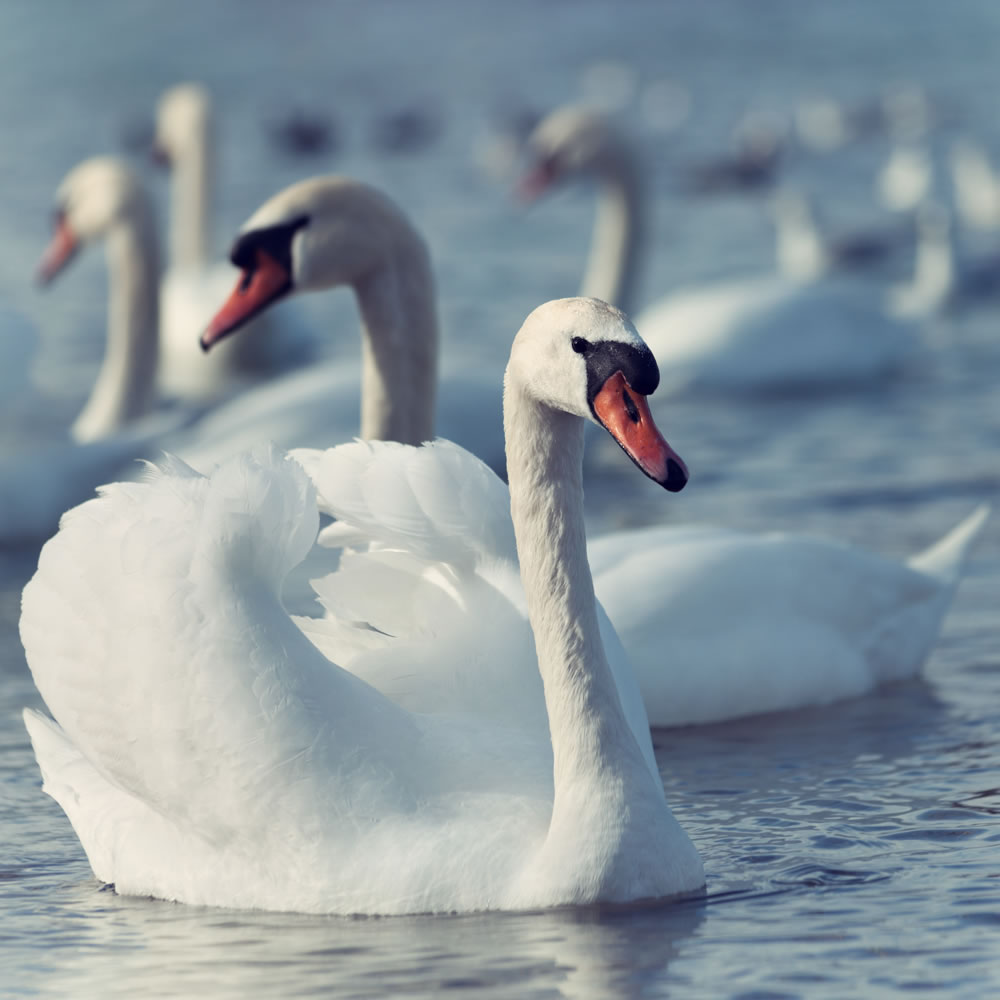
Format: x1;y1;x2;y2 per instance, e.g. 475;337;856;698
1;0;999;538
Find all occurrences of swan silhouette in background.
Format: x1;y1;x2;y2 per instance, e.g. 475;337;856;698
153;83;314;399
22;296;704;914
177;175;504;471
1;158;189;543
770;188;907;282
521;105;918;393
888;201;1000;318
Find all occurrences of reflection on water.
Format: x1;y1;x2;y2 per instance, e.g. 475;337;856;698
2;0;1000;996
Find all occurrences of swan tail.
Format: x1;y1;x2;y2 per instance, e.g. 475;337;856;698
907;504;990;583
23;708;121;884
291;439;516;569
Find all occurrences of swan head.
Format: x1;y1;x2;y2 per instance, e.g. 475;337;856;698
152;83;212;167
201;176;423;350
519;106;621;199
37;157;146;285
508;297;688;491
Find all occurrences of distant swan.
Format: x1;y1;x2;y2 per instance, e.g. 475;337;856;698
153;83;313;400
522;105;916;392
22;296;704;914
1;159;188;543
177;175;504;471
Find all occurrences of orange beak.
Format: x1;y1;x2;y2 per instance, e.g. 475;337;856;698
36;217;78;286
592;370;688;491
200;249;291;351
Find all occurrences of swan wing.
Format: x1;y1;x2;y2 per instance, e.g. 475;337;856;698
21;447;424;870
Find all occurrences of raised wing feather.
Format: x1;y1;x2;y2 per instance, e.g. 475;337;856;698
21;446;422;848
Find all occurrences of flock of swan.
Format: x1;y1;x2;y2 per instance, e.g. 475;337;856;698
11;85;991;915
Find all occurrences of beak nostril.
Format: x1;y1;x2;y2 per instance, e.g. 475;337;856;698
623;390;640;424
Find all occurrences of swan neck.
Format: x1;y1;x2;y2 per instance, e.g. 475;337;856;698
72;203;160;442
169;118;213;270
914;224;954;303
353;244;438;445
503;384;640;791
581;151;644;313
774;202;827;281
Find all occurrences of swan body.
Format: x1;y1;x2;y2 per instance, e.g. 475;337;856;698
154;84;312;400
187;175;504;470
588;508;988;727
523;106;917;391
293;469;987;733
22;296;703;914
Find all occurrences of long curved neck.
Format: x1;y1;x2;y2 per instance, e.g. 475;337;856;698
353;241;438;445
503;384;654;820
774;200;828;281
580;149;645;314
169;123;213;270
71;204;160;443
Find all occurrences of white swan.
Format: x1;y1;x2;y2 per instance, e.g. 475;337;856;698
587;509;988;727
770;189;905;282
888;202;1000;318
191;173;985;733
21;296;704;914
36;157;161;442
1;159;188;543
153;83;313;401
174;175;504;471
521;106;916;392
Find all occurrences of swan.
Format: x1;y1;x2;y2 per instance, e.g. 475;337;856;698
770;189;906;282
21;296;704;914
521;106;916;392
950;139;1000;231
194;171;986;733
174;175;503;471
153;83;313;400
888;202;1000;318
586;508;988;727
1;159;188;543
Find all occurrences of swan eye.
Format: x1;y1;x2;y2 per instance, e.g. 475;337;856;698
571;337;590;354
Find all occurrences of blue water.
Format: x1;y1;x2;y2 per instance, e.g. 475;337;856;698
2;1;1000;996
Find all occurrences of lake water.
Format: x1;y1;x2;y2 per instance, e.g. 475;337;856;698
2;1;1000;996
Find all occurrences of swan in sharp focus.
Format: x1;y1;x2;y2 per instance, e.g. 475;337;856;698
21;296;704;914
175;175;503;472
521;106;917;392
1;158;189;543
153;83;313;400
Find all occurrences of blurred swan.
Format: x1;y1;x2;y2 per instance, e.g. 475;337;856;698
889;202;1000;318
770;189;906;282
177;175;504;472
949;139;1000;231
587;507;988;727
22;296;704;914
0;158;190;543
153;83;313;400
521;106;916;393
877;142;932;214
